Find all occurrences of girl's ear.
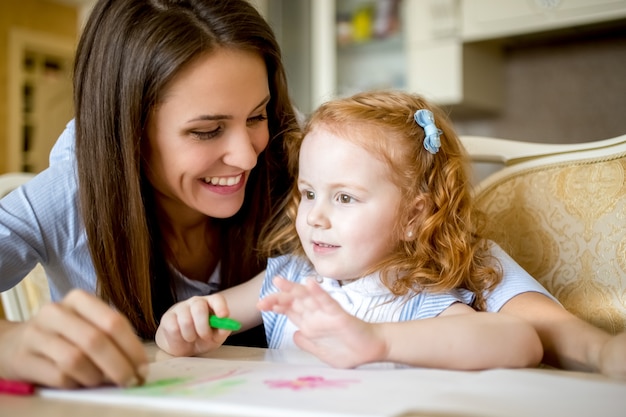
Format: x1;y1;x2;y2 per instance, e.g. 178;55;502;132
402;196;427;241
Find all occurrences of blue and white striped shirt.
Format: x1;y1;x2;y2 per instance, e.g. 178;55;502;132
260;245;556;349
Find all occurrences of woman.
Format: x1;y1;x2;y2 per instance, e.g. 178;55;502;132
0;0;298;388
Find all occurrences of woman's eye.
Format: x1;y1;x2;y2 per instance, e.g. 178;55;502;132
303;190;315;200
247;114;268;125
191;128;221;140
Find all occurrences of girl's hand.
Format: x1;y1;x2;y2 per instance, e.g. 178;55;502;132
155;294;232;357
0;289;148;389
257;276;386;368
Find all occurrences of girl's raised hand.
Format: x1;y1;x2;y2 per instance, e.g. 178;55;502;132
0;289;148;389
258;276;386;368
155;294;232;357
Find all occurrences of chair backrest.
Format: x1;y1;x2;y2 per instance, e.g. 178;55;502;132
0;172;51;321
460;134;626;334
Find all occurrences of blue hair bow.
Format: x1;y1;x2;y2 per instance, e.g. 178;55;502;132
414;109;442;155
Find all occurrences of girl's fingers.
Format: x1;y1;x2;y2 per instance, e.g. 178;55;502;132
190;298;212;338
176;309;199;343
305;278;343;315
258;291;294;310
272;276;298;291
206;294;229;317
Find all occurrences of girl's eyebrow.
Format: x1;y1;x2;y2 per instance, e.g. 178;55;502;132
186;95;271;123
298;177;368;193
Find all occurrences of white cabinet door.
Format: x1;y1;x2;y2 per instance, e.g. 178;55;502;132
462;0;626;42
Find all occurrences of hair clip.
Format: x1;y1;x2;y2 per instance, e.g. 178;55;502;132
413;109;442;154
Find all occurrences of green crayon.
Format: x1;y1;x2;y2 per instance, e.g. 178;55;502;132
209;315;242;331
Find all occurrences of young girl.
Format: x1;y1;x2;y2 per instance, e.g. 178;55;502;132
155;91;543;370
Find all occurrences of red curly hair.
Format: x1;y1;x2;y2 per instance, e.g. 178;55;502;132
260;90;500;310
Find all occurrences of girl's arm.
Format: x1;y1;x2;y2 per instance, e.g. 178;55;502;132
258;277;542;370
499;291;626;379
155;271;265;357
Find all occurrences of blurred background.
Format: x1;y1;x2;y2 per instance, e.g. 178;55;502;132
1;0;625;175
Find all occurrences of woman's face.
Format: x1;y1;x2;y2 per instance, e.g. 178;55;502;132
145;48;270;221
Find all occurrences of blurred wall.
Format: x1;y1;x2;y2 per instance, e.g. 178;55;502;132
452;28;626;143
0;0;78;174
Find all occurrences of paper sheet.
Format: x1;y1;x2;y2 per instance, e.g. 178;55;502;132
39;356;626;417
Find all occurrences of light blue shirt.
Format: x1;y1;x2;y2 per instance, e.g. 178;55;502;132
0;120;216;302
261;255;475;349
259;244;557;349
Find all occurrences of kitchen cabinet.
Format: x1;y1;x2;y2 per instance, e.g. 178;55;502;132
270;0;626;115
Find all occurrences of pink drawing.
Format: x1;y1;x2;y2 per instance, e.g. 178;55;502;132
264;375;358;390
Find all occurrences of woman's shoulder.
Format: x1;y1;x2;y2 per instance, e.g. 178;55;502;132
3;160;81;245
49;119;76;165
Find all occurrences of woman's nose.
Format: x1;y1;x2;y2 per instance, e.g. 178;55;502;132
221;129;259;171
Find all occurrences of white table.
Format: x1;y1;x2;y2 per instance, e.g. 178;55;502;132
3;343;625;417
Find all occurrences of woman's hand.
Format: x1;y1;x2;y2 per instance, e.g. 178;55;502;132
0;289;148;389
155;294;232;357
597;332;626;380
257;276;386;368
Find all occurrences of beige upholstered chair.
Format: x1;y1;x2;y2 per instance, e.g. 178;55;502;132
0;172;51;321
461;134;626;334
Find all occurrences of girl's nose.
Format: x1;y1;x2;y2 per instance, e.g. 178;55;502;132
307;201;330;229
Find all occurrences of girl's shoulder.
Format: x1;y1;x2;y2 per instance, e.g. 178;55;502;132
484;240;558;311
266;254;315;284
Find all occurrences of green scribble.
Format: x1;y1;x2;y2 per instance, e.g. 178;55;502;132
123;376;248;398
125;377;190;395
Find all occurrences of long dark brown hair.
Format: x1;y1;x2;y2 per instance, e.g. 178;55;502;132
74;0;298;339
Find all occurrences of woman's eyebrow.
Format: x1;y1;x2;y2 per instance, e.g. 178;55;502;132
186;95;271;123
253;94;271;112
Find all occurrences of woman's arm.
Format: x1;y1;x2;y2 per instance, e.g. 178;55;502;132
0;290;148;388
380;303;543;370
499;292;626;379
258;277;543;370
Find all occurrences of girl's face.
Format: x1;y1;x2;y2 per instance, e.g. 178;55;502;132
144;48;270;221
295;126;403;281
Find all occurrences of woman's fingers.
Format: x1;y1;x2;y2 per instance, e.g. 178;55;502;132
10;320;100;388
2;289;147;388
55;290;148;386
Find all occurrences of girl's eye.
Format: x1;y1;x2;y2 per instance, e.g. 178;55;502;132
191;127;221;140
338;194;354;204
302;190;315;200
247;114;268;125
